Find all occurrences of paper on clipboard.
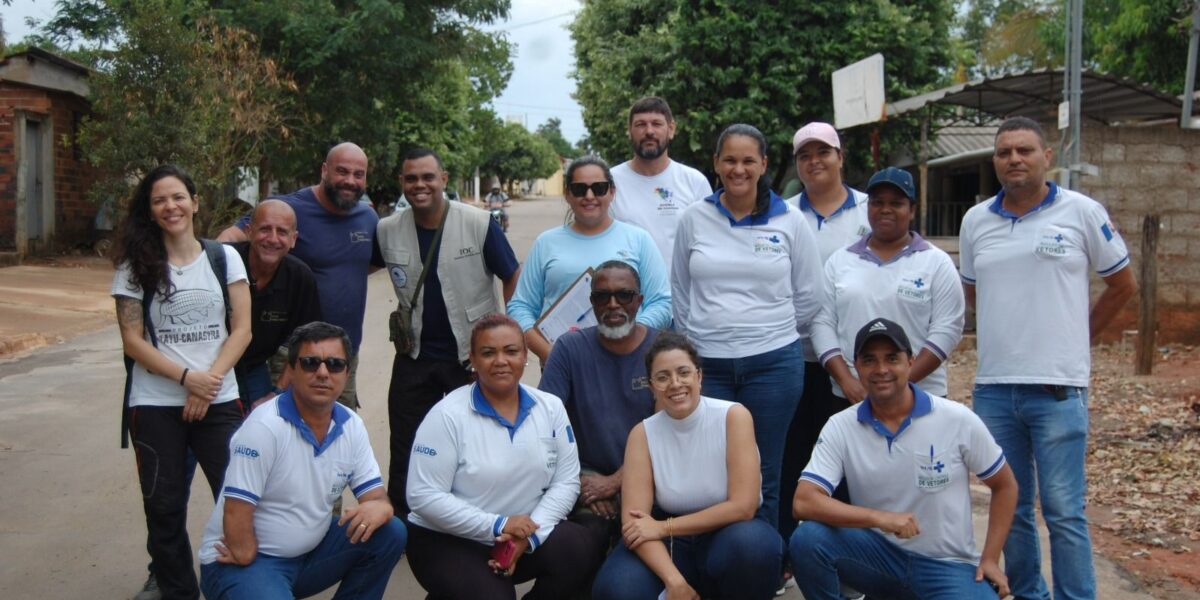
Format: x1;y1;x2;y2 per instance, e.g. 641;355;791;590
535;268;597;345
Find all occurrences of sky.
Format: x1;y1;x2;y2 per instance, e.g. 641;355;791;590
1;0;588;142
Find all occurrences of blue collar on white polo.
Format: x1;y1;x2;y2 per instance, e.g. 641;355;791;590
857;383;932;451
989;181;1058;220
471;383;537;441
799;184;857;227
704;189;788;227
277;391;351;457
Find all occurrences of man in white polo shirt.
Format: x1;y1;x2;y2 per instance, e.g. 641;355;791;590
959;116;1136;600
610;96;712;271
788;318;1017;600
198;322;407;600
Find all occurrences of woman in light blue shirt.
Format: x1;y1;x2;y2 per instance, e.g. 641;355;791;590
508;156;671;363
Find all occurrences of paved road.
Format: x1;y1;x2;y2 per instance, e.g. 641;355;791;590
0;195;1154;599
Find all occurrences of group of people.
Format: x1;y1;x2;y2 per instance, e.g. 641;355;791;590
111;93;1134;600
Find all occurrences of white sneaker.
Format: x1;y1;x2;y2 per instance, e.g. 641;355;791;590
776;573;796;596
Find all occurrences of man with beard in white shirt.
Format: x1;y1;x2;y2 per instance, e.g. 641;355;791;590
609;96;712;273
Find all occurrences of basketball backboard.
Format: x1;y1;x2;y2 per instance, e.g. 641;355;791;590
832;54;885;130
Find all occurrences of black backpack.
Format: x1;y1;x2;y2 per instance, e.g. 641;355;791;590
120;239;230;448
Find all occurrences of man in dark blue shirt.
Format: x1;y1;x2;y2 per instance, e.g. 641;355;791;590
219;142;381;409
538;260;658;552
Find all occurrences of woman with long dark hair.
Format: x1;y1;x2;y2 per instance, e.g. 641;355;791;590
670;124;825;543
112;164;251;599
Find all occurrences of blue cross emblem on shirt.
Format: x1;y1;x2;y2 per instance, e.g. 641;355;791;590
933;461;945;473
1054;234;1064;242
913;278;925;288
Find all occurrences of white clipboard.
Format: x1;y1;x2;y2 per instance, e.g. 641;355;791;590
534;268;597;344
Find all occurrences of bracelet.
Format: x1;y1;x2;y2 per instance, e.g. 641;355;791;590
179;368;189;386
666;517;674;557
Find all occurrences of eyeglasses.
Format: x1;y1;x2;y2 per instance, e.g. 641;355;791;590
589;289;639;305
297;356;349;373
568;181;611;198
650;367;697;390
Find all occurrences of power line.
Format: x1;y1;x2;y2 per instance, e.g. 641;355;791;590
489;11;577;32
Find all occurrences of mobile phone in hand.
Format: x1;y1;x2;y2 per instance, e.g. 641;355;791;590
491;539;517;570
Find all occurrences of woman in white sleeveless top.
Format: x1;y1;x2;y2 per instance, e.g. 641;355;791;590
592;332;782;599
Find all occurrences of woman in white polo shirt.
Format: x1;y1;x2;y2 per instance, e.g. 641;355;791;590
671;124;824;534
592;332;781;600
406;314;600;598
811;167;965;401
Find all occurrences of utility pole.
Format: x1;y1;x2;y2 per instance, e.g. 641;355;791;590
1183;1;1200;129
1061;0;1083;189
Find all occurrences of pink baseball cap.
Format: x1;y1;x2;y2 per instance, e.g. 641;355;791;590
792;122;841;154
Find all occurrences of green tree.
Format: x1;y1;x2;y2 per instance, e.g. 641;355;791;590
74;0;292;235
535;117;580;159
953;0;1193;94
481;120;561;190
570;0;955;185
35;0;516;193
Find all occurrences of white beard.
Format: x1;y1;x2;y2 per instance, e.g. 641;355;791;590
597;320;635;340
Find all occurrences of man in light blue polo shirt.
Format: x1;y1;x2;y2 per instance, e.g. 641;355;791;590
960;116;1137;600
198;322;406;600
788;318;1018;600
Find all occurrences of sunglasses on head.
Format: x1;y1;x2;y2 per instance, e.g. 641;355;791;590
590;289;639;305
568;181;611;198
297;356;349;373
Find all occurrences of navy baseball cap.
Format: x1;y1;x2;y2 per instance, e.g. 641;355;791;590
853;318;913;358
866;167;916;201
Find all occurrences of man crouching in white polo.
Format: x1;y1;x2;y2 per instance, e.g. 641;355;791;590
788;318;1017;600
198;322;407;600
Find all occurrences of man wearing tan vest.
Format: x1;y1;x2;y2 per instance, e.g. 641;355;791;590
376;147;521;515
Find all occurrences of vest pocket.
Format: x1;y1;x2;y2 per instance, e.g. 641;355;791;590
465;298;494;323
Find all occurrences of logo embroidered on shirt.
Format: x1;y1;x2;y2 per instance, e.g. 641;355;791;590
233;445;260;459
413;444;437;457
753;234;785;255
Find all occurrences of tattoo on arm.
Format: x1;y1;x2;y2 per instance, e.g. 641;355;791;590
116;297;144;334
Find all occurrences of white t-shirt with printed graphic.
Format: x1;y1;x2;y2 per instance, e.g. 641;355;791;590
959;184;1130;387
611;160;713;272
112;244;247;407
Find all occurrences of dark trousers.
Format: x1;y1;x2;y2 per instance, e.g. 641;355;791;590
386;353;473;513
407;521;600;600
779;361;851;541
130;401;243;600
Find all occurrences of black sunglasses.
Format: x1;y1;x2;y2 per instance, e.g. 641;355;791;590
297;356;349;373
590;289;639;305
568;181;611;198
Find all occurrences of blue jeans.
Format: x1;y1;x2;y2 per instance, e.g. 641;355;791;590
789;522;998;600
237;362;272;403
200;516;407;600
972;384;1093;600
592;518;782;600
700;340;804;528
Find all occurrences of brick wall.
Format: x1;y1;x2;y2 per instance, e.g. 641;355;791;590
1045;123;1200;343
0;82;97;253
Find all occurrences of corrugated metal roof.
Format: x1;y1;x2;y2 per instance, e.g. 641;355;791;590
887;69;1193;125
930;126;996;158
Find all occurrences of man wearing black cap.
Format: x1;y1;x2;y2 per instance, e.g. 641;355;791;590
788;318;1017;600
